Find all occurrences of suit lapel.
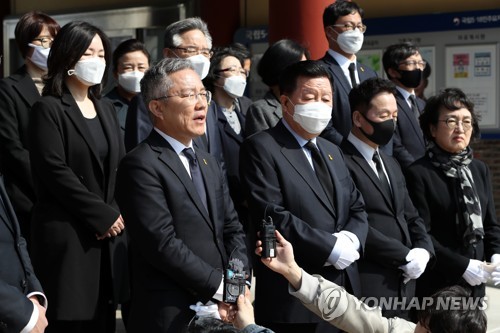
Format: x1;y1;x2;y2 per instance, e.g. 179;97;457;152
0;176;15;234
273;123;336;216
11;66;41;107
356;61;375;81
149;133;213;230
216;105;244;144
324;54;352;97
396;92;425;146
62;92;104;173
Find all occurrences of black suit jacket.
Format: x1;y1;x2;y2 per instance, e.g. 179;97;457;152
0;175;44;333
240;120;368;326
341;140;434;317
116;130;248;333
319;52;378;145
406;156;500;298
393;91;426;169
0;66;40;237
28;90;128;320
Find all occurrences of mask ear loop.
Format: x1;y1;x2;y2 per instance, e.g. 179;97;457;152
67;69;76;76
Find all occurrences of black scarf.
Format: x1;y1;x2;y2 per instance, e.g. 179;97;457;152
427;142;484;246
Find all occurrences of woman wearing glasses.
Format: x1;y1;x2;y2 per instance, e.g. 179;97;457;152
203;46;252;239
28;21;128;332
0;11;59;242
405;88;500;300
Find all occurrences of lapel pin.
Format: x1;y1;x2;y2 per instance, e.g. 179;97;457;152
328;154;333;160
203;159;208;165
360;67;365;72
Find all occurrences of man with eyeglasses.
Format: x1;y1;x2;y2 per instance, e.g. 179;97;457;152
383;42;428;169
319;1;379;150
124;18;224;175
116;57;249;333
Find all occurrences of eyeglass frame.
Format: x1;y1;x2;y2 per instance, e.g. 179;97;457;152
330;23;367;33
399;60;427;69
153;90;212;104
32;37;54;49
215;66;248;78
172;47;213;58
438;117;473;131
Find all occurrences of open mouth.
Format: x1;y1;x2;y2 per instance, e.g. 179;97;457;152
193;114;206;122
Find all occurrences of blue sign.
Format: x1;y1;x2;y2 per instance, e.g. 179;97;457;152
364;9;500;36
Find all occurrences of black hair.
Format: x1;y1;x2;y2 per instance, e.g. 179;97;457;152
279;60;332;96
348;77;397;115
14;10;60;58
43;21;111;98
203;46;245;92
382;42;420;79
112;38;150;74
323;0;364;28
417;285;487;333
258;39;310;87
230;42;251;60
186;316;239;333
419;87;481;142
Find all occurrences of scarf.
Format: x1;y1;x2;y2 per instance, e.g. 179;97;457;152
427;142;484;246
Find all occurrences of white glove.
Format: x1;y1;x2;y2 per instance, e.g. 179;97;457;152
490;254;500;286
332;232;360;270
399;248;430;284
189;301;221;319
462;259;490;286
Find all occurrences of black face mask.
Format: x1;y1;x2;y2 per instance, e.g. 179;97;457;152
397;69;423;88
359;113;396;146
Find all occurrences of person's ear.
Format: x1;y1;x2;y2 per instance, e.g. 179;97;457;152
352;110;363;127
149;100;164;119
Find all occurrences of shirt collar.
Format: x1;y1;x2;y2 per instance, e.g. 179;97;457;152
282;118;316;148
328;49;357;71
154;128;193;154
347;132;377;162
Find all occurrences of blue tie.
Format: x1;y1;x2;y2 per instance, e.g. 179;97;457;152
183;148;208;211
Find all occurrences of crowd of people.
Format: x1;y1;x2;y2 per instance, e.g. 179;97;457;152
0;1;500;333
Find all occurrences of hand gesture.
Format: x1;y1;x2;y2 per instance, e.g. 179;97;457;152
29;297;48;333
97;215;125;240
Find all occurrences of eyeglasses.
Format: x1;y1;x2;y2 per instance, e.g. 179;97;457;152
172;47;212;58
32;37;54;49
154;90;212;104
215;66;248;78
399;60;427;69
439;117;473;131
331;23;367;33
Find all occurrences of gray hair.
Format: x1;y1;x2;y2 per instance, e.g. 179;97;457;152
140;57;194;105
163;17;212;50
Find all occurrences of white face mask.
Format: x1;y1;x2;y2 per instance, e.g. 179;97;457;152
67;57;106;86
187;54;210;79
28;43;50;71
289;99;332;134
118;71;144;93
223;75;247;98
336;29;364;55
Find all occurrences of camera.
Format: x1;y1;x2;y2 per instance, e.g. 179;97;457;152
260;216;276;258
223;258;247;304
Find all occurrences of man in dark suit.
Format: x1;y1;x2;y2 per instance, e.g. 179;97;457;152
383;43;428;169
340;77;434;319
124;17;223;169
0;173;47;332
116;58;249;333
240;60;368;333
319;1;378;148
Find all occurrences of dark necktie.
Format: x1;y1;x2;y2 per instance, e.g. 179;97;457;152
305;141;335;206
183;148;208;211
409;95;420;122
372;151;392;198
348;63;358;88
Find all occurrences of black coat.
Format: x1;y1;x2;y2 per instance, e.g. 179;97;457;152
116;130;248;333
0;66;40;237
405;156;500;297
28;89;128;320
341;140;434;318
0;175;44;333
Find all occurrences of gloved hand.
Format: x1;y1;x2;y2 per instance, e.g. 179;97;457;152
491;254;500;286
189;301;221;319
462;259;490;286
399;248;430;284
332;232;360;270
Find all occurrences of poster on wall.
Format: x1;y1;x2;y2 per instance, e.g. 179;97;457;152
357;49;383;77
445;44;498;129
